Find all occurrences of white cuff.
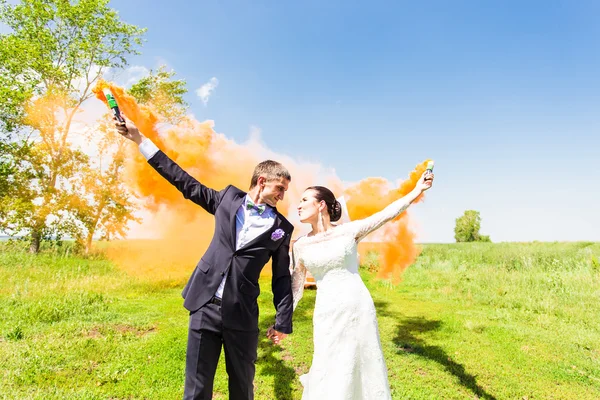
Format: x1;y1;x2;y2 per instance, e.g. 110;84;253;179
139;138;160;160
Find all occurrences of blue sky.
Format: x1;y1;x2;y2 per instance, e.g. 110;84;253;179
4;0;600;242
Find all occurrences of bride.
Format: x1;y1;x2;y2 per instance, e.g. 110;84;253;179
286;170;433;399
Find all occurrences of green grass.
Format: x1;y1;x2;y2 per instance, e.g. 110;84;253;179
1;241;599;399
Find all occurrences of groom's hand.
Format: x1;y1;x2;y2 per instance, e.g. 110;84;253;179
267;325;287;345
114;117;144;145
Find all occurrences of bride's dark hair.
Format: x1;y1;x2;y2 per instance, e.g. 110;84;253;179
306;186;342;222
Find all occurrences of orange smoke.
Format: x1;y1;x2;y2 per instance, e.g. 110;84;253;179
344;161;429;283
93;80;265;283
93;80;429;284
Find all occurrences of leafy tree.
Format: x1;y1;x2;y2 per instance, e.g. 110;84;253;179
0;0;145;252
128;65;188;124
454;210;491;242
76;67;188;253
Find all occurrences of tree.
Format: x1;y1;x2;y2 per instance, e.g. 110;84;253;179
454;210;491;242
74;67;188;254
128;65;188;124
71;118;138;253
0;140;33;230
0;0;145;252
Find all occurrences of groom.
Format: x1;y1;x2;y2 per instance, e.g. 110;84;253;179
115;120;294;400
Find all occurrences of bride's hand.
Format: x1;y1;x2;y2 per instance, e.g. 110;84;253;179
415;171;434;192
267;325;287;345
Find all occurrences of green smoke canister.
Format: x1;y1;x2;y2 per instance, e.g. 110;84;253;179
102;88;125;124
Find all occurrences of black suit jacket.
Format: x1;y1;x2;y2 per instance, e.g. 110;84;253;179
147;150;294;333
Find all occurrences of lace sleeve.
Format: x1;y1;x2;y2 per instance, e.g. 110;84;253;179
290;241;307;311
351;196;412;242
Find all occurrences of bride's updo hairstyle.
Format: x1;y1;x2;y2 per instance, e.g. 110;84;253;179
306;186;342;222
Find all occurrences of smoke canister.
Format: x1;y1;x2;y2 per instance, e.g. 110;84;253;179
102;88;125;124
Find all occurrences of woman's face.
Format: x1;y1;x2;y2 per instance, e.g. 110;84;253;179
297;189;323;223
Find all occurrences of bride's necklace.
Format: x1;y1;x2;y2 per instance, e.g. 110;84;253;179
308;225;336;238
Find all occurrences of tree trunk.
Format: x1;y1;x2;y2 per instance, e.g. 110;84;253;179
85;201;105;254
85;232;93;255
29;230;41;253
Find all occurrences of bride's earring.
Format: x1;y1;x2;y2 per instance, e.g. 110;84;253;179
317;210;325;232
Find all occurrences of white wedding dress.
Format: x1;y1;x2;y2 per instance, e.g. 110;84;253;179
291;196;412;400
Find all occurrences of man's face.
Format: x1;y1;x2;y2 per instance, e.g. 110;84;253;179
258;176;289;207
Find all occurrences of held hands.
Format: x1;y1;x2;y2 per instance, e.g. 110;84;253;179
267;325;288;345
415;170;434;193
113;116;144;145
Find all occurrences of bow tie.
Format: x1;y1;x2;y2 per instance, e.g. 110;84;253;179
246;199;266;215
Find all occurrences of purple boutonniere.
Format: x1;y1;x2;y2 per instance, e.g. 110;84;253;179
271;228;285;241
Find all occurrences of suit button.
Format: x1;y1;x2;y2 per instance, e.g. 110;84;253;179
221;272;225;276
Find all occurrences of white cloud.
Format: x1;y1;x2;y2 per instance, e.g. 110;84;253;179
247;125;262;143
196;77;219;105
95;65;151;89
70;64;150;101
71;65;104;96
116;65;150;88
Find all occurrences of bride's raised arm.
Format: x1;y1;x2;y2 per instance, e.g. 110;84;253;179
351;171;434;242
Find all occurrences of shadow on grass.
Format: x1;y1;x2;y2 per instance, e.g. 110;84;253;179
257;287;315;400
375;301;497;400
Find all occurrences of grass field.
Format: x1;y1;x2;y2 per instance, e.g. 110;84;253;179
1;241;599;399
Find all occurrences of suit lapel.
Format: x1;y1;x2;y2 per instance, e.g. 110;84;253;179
230;194;246;250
